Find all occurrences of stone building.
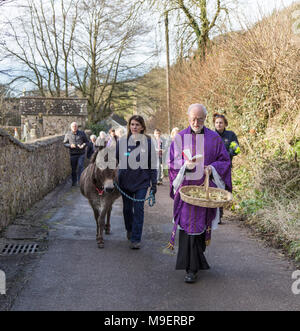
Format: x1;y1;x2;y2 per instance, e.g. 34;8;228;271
0;97;20;126
20;97;88;140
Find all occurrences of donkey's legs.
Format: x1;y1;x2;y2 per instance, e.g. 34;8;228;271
97;208;107;248
105;205;112;234
89;201;103;247
91;205;99;241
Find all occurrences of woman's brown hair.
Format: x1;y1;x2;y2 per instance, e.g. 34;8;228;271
127;115;146;136
127;115;146;135
213;113;228;126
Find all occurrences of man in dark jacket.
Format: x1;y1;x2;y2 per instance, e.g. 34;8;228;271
63;122;89;186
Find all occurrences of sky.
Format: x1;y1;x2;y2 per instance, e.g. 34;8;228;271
242;0;297;17
235;0;298;27
0;0;298;94
1;0;297;18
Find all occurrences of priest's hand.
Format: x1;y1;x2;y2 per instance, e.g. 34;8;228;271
185;160;197;170
204;165;212;175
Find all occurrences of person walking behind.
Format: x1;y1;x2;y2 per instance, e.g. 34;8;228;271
115;127;125;138
107;128;118;148
168;104;231;283
116;115;157;249
96;131;107;146
99;131;107;139
63;122;89;186
213;113;240;163
87;134;97;160
170;127;180;142
213;113;240;223
153;128;166;185
164;127;180;177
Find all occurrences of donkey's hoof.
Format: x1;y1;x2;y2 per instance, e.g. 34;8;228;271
97;242;104;248
105;229;111;235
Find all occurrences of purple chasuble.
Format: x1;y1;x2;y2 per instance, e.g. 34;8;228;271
167;126;231;248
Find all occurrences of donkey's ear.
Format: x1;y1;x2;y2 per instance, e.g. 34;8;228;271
95;146;117;170
90;149;99;164
95;148;107;170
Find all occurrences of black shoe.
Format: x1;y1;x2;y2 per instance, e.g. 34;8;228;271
184;272;197;283
72;182;77;187
129;242;141;249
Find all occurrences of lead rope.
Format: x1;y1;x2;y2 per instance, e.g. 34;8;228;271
113;181;156;207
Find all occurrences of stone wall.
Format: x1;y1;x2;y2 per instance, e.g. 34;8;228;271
41;115;87;136
0;128;71;231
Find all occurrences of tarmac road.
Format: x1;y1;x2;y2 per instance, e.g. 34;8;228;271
6;178;300;311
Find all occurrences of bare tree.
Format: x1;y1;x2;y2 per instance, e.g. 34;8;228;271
0;0;15;6
176;0;231;59
69;0;148;122
1;0;149;122
142;0;234;59
2;0;79;96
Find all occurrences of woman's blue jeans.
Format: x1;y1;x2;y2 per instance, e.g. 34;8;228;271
121;188;148;243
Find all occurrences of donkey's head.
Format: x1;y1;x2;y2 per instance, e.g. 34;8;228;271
91;138;118;194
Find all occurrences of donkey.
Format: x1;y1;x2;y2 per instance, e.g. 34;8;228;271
80;140;120;248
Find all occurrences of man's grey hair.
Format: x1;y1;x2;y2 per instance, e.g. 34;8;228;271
115;127;125;137
70;122;78;128
187;104;208;116
90;134;97;141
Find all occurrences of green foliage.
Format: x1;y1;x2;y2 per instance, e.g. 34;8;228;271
231;165;252;207
239;194;265;216
85;122;107;135
111;81;137;119
239;84;270;134
291;141;300;159
289;241;300;262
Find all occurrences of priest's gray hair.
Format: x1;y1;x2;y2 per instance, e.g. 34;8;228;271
187;104;207;116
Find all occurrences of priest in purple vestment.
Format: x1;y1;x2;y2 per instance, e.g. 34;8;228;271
168;103;232;283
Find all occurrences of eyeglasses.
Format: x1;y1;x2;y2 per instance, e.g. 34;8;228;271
190;117;205;123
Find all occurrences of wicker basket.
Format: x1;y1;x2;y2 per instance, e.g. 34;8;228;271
179;169;233;208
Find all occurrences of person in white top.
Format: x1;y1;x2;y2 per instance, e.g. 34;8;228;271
153;128;166;185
